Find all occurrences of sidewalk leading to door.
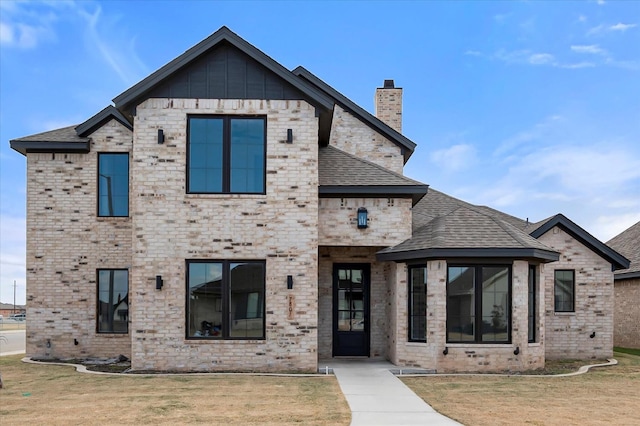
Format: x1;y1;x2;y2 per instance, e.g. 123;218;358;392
328;359;462;426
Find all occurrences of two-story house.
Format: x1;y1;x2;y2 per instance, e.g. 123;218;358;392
10;27;629;373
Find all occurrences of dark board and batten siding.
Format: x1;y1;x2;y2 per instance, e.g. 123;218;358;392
148;42;305;101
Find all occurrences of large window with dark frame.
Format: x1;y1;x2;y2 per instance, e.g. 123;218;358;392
187;116;266;194
528;265;536;343
447;265;511;343
186;260;265;339
98;153;129;217
97;269;129;333
554;269;575;312
408;266;427;342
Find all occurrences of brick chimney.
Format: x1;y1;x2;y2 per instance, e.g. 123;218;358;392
375;79;402;133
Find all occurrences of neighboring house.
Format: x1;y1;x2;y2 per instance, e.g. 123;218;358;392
607;221;640;349
0;303;26;318
9;27;629;372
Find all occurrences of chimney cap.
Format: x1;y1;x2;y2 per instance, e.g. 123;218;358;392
383;79;395;89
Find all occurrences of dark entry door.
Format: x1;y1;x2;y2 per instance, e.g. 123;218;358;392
333;264;370;357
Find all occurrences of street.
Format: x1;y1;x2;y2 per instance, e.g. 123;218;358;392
0;329;26;356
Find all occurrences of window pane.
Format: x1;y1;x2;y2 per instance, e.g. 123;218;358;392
98;154;128;216
188;117;223;193
554;270;575;312
97;269;128;333
481;267;509;343
528;266;536;342
447;267;475;342
229;262;265;338
188;262;223;337
230;118;265;193
409;267;427;342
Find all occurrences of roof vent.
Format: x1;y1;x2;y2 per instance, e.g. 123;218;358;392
383;79;395;89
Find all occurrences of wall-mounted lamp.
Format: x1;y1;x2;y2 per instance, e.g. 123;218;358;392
158;129;165;144
74;338;79;346
287;275;293;290
156;275;163;290
357;207;368;229
286;129;293;144
590;331;596;338
513;346;520;356
443;346;449;356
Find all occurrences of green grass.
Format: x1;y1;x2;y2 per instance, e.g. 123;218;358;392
614;346;640;357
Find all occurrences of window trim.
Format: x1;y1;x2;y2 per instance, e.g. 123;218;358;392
186;115;267;195
408;265;427;343
446;264;512;344
97;152;130;217
554;269;575;313
185;259;266;340
96;268;129;334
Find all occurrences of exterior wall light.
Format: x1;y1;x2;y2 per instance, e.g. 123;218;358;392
287;275;293;290
357;207;368;229
156;275;163;290
286;129;293;144
158;129;165;144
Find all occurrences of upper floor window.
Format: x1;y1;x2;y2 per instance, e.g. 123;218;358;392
554;270;575;312
97;269;129;333
98;153;129;216
447;265;511;344
187;116;266;194
408;266;427;342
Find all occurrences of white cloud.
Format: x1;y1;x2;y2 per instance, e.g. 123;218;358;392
596;0;606;5
571;44;607;55
0;215;26;305
528;53;555;65
430;144;477;172
559;62;596;69
593;213;640;242
610;23;637;32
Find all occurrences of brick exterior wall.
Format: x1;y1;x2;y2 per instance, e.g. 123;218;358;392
25;119;133;359
389;260;545;372
538;226;615;359
614;278;640;349
318;197;412;246
129;98;319;372
329;105;404;174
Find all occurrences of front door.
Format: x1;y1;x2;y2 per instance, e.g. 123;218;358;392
333;264;370;357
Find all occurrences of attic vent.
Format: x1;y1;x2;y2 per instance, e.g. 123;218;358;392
383;79;395;89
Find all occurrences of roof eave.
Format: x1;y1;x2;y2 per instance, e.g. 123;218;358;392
9;140;90;156
376;247;560;263
614;271;640;280
113;27;334;112
75;105;133;137
531;214;631;270
319;184;429;205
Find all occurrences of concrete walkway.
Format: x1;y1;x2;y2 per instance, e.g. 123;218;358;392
327;359;462;425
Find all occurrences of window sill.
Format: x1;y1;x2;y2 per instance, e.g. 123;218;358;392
445;343;513;348
96;333;129;337
185;338;266;343
527;342;542;347
554;312;576;316
185;193;266;199
406;341;427;346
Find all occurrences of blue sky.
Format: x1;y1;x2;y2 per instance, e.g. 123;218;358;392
1;0;639;304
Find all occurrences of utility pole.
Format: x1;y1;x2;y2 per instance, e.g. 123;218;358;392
13;280;16;314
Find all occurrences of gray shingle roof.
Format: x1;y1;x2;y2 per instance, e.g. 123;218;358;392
607;221;640;279
10;125;85;143
319;146;428;204
377;206;559;262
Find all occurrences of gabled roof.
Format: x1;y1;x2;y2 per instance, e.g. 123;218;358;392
530;214;630;271
293;66;416;163
9;125;89;155
113;26;334;112
377;206;559;262
607;221;640;279
319;145;428;205
75;105;132;137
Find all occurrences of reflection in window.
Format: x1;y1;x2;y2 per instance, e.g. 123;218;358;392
188;116;265;194
554;270;575;312
409;266;427;342
98;153;129;216
447;265;511;343
187;260;265;339
97;269;128;333
337;268;365;332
